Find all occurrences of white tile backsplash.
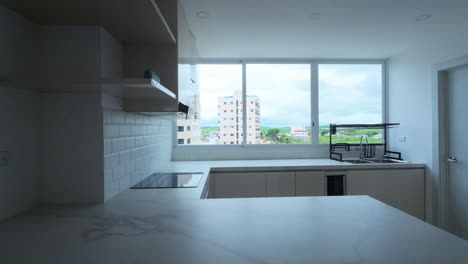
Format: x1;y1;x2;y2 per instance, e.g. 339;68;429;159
103;110;172;200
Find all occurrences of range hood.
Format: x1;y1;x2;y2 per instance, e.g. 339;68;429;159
126;70;190;116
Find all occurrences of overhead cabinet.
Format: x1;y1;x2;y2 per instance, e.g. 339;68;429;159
1;0;200;114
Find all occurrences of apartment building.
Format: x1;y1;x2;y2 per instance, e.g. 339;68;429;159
177;96;201;145
290;125;309;141
177;64;201;145
218;91;260;144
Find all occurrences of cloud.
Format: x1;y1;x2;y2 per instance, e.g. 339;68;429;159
197;64;382;127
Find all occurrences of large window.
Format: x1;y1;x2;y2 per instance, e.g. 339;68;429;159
246;64;311;144
176;61;384;146
177;64;243;145
319;64;383;144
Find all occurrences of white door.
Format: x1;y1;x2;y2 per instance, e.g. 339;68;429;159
447;66;468;240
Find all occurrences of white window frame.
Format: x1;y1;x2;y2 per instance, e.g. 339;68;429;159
173;58;387;150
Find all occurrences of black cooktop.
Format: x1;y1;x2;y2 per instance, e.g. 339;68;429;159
130;172;203;189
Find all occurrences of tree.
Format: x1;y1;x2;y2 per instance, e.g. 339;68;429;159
278;134;291;144
266;128;280;139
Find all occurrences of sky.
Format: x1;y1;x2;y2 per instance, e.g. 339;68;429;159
197;64;382;127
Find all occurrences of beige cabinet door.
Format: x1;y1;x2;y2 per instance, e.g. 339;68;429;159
266;172;295;197
386;169;425;220
296;171;325;196
214;172;266;198
347;170;386;203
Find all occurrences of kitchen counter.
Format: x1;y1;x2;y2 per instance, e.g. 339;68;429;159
114;159;426;201
2;159;467;264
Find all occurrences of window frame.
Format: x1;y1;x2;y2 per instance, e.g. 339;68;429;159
173;58;387;149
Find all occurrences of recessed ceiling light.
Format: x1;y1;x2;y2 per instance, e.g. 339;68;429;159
416;14;432;21
308;12;321;20
196;11;209;19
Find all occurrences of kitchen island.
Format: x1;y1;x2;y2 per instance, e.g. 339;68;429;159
1;159;467;264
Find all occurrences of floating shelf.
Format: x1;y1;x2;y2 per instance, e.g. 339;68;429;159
0;78;176;100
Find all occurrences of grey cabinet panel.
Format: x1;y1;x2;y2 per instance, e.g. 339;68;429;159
347;170;386;202
214;172;265;198
296;171;325;196
386;169;425;220
266;172;295;197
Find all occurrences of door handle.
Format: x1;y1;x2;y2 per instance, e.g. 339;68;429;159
448;157;457;163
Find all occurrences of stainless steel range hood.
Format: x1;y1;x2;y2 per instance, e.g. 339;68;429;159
123;70;191;116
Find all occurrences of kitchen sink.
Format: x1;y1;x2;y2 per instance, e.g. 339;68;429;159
343;158;407;164
365;158;407;163
343;159;374;164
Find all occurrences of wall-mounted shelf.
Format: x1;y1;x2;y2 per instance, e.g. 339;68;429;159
329;123;402;162
0;0;177;45
0;78;176;100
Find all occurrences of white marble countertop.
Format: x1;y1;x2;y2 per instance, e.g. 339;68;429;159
2;159;467;264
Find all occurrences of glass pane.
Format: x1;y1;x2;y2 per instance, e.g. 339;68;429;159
177;64;243;145
246;64;311;144
319;64;383;144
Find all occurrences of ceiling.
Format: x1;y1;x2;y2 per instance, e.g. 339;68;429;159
179;0;468;58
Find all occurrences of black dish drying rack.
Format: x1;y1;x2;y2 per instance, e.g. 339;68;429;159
329;123;402;162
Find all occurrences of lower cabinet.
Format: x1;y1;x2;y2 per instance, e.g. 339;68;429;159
296;171;325;196
214;172;266;198
213;172;296;198
347;169;425;219
347;170;386;202
211;168;425;219
266;172;295;197
386;169;425;220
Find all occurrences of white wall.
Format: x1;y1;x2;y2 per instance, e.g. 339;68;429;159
37;25;101;80
0;5;40;221
387;36;468;224
41;93;104;204
0;87;40;221
100;28;123;79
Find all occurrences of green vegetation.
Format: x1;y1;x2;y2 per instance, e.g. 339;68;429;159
319;128;383;144
200;126;383;144
263;128;294;143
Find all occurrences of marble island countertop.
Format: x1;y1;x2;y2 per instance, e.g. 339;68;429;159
1;159;466;264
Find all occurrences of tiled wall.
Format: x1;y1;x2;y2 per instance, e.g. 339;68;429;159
103;110;172;200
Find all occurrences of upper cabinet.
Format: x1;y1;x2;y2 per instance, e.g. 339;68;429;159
0;0;177;45
1;0;199;113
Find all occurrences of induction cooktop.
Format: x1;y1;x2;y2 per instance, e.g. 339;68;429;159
130;172;203;189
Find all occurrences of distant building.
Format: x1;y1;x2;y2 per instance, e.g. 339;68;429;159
177;95;201;145
290;125;308;141
177;65;201;145
218;90;260;144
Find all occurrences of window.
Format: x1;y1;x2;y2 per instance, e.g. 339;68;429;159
176;61;384;147
246;64;311;144
177;64;243;145
319;64;383;144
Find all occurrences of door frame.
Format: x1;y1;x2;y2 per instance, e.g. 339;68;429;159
432;55;468;230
